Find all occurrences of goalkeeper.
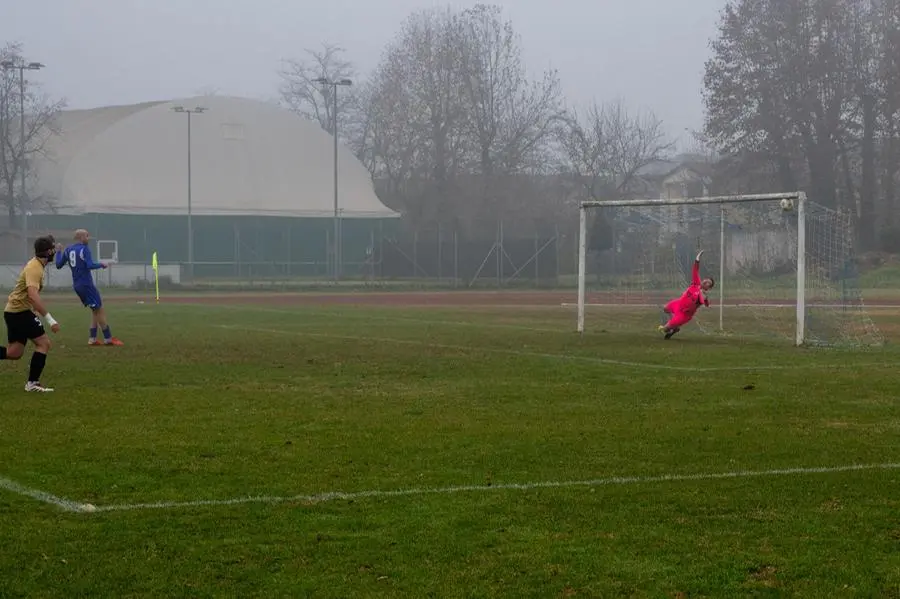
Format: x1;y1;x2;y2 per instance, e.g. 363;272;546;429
658;250;715;339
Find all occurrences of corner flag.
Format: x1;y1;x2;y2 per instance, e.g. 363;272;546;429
151;252;159;303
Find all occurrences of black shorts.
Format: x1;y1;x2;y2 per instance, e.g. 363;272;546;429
4;311;46;345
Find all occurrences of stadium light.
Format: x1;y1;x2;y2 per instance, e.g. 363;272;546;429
2;58;44;261
171;105;206;281
314;76;352;280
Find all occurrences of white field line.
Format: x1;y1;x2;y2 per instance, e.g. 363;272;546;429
216;324;891;372
90;462;900;514
562;302;900;309
217;324;731;372
0;475;83;512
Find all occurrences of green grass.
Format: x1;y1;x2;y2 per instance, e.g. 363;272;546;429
860;263;900;290
2;295;900;597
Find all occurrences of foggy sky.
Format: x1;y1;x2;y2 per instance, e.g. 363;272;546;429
2;0;727;144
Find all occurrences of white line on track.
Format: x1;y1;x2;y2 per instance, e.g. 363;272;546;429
216;325;890;372
0;475;83;512
89;462;900;513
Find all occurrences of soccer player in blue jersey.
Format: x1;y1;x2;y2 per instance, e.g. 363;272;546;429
55;229;124;346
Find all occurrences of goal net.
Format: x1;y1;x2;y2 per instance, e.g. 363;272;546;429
575;192;883;347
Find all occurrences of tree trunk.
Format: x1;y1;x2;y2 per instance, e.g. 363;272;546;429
6;178;15;229
859;93;877;250
801;125;837;208
479;143;495;222
775;151;797;192
881;107;898;235
760;104;796;191
886;135;898;230
431;119;448;227
765;125;796;191
838;138;857;231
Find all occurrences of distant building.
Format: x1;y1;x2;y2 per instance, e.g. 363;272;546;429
8;95;398;277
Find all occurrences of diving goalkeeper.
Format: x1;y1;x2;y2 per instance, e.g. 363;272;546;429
658;250;715;340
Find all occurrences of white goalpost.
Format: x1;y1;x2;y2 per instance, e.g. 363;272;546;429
575;192;882;347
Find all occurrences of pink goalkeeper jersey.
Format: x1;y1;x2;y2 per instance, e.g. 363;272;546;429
677;261;707;314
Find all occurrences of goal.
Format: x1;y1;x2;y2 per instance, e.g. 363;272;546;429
575;192;883;347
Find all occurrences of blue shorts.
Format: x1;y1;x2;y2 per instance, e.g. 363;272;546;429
74;285;102;309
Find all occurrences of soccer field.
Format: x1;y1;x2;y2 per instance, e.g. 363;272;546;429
2;291;900;597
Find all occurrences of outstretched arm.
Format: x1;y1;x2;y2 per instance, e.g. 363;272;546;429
692;250;703;285
54;248;66;270
83;246;107;270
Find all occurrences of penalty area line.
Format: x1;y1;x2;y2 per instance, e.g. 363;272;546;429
90;462;900;514
0;475;85;512
215;324;711;371
215;325;871;372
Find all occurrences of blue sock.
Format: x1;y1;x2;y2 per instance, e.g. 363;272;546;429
89;327;98;340
102;327;112;340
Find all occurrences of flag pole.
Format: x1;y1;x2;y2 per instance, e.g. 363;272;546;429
151;252;159;303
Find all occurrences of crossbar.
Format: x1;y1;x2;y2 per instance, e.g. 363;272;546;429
581;192;801;209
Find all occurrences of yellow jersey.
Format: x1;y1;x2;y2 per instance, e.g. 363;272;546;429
5;258;45;313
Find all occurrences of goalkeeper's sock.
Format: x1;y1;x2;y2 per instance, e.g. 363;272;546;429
102;327;112;342
0;346;6;360
28;351;47;383
89;327;98;343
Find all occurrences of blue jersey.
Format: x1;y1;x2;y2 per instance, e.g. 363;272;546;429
56;242;104;287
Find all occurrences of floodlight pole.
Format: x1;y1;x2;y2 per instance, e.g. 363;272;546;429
314;77;352;281
1;59;44;257
171;105;206;281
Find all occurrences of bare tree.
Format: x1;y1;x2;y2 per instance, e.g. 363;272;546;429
681;129;721;163
365;7;471;228
363;4;567;234
279;43;356;135
0;42;64;227
555;103;614;203
558;99;672;202
556;100;672;252
341;80;378;172
457;4;564;223
365;59;431;218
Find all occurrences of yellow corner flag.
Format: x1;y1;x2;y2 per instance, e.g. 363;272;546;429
151;251;159;303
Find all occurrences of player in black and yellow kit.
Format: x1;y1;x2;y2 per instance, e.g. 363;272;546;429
1;236;61;392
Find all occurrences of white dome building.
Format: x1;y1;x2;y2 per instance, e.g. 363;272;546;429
25;96;397;278
34;96;394;218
